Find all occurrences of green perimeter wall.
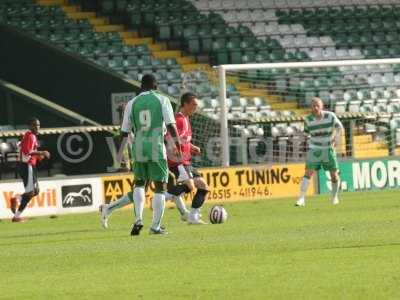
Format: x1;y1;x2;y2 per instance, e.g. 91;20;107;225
318;157;400;193
0;24;140;124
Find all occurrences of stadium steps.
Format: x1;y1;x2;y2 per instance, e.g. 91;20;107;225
90;0;306;116
353;133;388;157
181;63;210;72
56;2;213;84
66;12;97;20
290;108;309;116
118;31;139;39
124;37;153;45
88;17;109;26
353;142;387;151
58;3;189;64
354;149;388;158
152;50;182;59
61;5;79;13
353;134;374;144
34;1;305;117
93;25;125;33
37;0;65;5
270;102;298;110
353;140;388;150
234;83;304;113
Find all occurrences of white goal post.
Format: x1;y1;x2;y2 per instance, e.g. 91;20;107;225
216;58;400;167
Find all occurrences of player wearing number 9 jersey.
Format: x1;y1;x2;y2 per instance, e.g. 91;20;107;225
120;74;181;235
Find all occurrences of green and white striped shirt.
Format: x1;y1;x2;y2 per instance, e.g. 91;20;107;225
121;90;175;161
304;111;343;149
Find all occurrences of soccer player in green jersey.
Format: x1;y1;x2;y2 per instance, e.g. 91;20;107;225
117;74;180;235
296;97;344;207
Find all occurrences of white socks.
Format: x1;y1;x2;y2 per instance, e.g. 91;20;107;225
108;194;132;214
164;192;174;201
177;164;190;182
175;195;189;217
151;193;165;230
133;187;145;223
165;192;189;217
331;180;340;203
297;177;340;206
299;177;310;199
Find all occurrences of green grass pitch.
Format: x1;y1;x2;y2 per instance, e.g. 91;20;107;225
1;190;399;299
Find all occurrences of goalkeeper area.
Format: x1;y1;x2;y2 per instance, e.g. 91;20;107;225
1;189;399;299
187;59;400;167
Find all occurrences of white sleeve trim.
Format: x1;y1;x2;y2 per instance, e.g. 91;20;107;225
156;94;175;125
121;99;135;133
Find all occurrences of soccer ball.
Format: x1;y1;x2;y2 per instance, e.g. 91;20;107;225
209;205;228;224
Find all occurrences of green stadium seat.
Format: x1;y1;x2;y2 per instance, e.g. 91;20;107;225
137;56;152;71
154;70;168;84
373;33;386;45
78;44;94;58
115;0;128;14
164;58;179;70
150;58;166;71
388;45;400;57
283;52;296;62
128;11;141;29
135;44;149;55
96;56;109;67
187;36;200;54
77;19;92;30
121;45;137;57
93;44;109;57
376;47;390;58
254;53;267;63
363;47;378;59
167;84;181;98
62;19;79;30
241;53;255;64
229;48;242;64
100;0;114;14
215;49;229;65
269;50;284;62
124;56;138;69
48;32;64;44
108;44;123;57
166;70;181;84
157;17;171;40
108;57;124;71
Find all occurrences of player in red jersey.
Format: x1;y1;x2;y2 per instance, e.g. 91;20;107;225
166;92;209;224
10;118;50;222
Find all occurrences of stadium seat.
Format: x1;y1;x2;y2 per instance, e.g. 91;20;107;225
0;142;19;179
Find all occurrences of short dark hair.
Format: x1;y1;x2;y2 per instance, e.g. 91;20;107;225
27;117;39;126
141;74;157;91
180;92;196;107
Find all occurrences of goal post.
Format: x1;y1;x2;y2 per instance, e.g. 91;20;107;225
215;58;400;167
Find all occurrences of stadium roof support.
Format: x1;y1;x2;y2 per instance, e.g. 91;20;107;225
0;79;102;127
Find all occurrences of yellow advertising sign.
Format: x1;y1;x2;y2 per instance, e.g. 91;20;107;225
102;174;163;208
199;163;314;202
101;163;313;206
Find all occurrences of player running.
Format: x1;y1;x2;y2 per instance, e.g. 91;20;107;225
165;92;209;224
10;117;51;222
107;74;181;235
296;97;344;207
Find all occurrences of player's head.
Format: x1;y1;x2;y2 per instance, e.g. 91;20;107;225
27;117;40;134
311;97;323;117
180;92;198;116
141;74;157;91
